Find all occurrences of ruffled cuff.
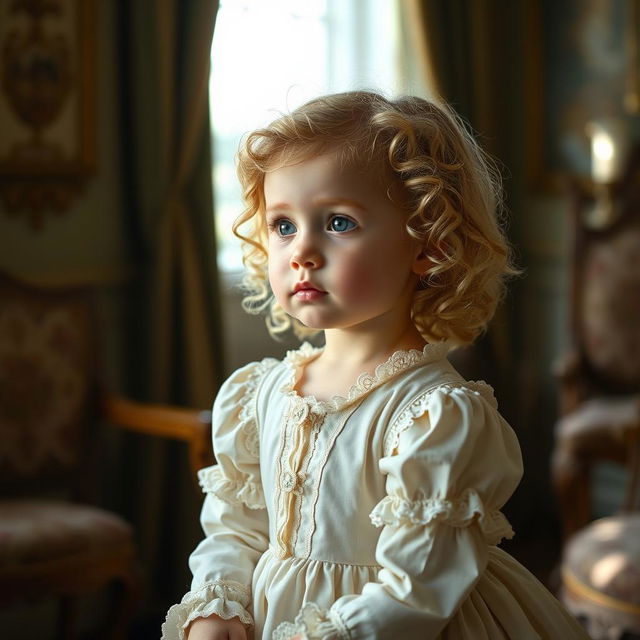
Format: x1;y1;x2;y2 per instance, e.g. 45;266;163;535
198;465;265;509
272;602;350;640
161;580;253;640
369;488;514;546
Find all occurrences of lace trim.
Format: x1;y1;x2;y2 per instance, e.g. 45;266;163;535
238;357;278;458
369;488;514;545
272;602;350;640
161;580;252;640
282;341;451;413
274;398;326;558
198;465;265;509
383;381;497;456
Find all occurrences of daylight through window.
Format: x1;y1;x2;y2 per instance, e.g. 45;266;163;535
209;0;421;271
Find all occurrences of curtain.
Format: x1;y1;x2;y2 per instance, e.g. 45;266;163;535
402;0;497;148
117;0;222;616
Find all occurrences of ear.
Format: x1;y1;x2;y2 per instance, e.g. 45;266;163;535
412;246;432;275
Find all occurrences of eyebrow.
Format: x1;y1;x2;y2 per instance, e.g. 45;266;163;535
265;198;367;214
316;198;367;211
265;203;292;215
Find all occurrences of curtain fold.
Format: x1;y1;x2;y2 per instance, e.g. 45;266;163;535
152;0;221;407
403;0;497;151
118;0;222;615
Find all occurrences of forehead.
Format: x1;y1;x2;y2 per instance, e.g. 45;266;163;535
263;152;385;206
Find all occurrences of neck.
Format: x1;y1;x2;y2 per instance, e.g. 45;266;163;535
320;320;426;371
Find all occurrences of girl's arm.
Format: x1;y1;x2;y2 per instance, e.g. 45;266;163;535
162;360;276;640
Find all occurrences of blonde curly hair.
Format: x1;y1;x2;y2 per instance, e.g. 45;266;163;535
233;91;516;346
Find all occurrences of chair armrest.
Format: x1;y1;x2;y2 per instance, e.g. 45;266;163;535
101;394;213;479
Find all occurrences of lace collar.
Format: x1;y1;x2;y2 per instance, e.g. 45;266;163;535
281;341;450;414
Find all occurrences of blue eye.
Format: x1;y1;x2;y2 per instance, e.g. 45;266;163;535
276;220;296;236
328;216;357;233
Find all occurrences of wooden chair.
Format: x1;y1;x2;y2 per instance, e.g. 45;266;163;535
0;271;212;639
551;157;640;638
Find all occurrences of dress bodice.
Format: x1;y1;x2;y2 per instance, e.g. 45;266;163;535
256;342;473;564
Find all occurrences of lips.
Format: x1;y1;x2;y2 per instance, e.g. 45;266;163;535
293;281;324;293
292;281;327;301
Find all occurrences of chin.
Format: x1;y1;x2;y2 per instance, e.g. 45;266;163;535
292;314;333;331
297;319;329;330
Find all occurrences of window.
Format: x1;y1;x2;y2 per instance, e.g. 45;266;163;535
209;0;422;271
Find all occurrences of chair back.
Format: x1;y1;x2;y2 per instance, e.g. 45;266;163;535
0;272;99;497
570;174;640;395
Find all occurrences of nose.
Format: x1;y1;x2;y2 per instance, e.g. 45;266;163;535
290;232;323;270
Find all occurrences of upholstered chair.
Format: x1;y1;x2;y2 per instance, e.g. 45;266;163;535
0;271;212;639
551;161;640;639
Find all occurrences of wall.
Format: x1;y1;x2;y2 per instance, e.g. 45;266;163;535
219;273;299;375
0;1;130;392
0;2;127;279
510;194;571;532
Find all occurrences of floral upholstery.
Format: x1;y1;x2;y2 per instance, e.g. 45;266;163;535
0;500;132;566
0;272;141;636
581;220;640;388
0;301;90;476
555;182;640;640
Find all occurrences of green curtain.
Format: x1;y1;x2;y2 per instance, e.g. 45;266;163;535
124;0;222;406
403;0;512;157
117;0;222;617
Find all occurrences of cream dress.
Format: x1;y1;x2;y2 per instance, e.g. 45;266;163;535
162;343;589;640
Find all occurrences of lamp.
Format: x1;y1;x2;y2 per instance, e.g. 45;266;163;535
584;118;632;229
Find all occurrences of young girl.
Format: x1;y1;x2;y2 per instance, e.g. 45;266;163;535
163;91;588;640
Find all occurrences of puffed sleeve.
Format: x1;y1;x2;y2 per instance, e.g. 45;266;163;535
162;359;275;639
273;383;523;640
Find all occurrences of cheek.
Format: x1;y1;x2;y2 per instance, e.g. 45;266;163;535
268;251;299;313
268;260;282;283
336;244;414;302
335;254;381;301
